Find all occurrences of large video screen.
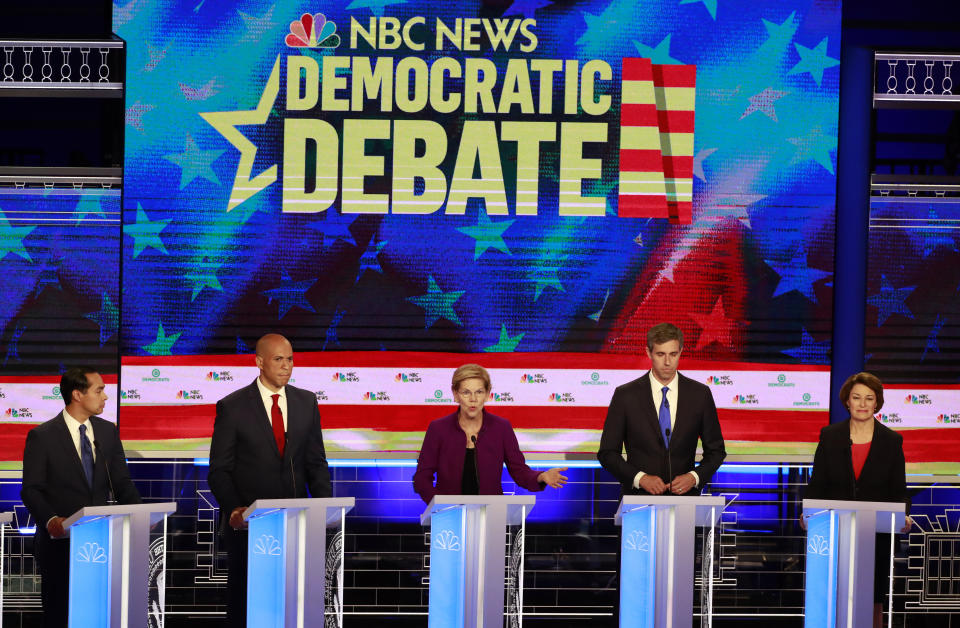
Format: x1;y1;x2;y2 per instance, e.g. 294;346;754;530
864;196;960;473
115;0;841;457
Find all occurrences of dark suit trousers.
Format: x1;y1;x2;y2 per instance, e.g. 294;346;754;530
224;527;248;627
37;536;70;628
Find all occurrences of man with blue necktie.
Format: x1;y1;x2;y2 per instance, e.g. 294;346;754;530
598;323;726;496
21;366;141;627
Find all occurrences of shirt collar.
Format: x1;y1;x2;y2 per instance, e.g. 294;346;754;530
649;371;678;393
256;376;285;400
62;407;91;433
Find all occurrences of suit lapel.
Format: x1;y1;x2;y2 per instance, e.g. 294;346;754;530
53;412;91;493
249;380;281;457
636;374;666;448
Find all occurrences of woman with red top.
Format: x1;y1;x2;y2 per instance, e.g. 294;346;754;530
803;372;912;628
413;364;568;504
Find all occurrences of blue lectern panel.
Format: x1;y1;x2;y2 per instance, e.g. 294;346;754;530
620;508;656;628
69;518;111;627
428;508;466;628
804;511;838;628
247;511;287;628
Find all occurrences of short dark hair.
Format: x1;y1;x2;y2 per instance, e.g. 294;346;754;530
647;323;684;351
839;372;884;412
60;367;98;405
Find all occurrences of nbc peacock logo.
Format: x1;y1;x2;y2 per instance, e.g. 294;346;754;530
285;13;341;49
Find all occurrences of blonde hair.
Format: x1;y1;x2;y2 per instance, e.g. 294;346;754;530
451;364;491;393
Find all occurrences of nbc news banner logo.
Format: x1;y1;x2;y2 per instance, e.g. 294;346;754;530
201;12;696;222
876;413;902;425
177;390;204;400
121;389;142;400
707;375;733;386
937;413;960;424
488;391;515;402
363;391;391;401
732;394;759;405
5;408;33;418
332;371;360;382
904;393;932;405
395;372;422;383
521;373;548;384
206;370;234;382
549;392;576;403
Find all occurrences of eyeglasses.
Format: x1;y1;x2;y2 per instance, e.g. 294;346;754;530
457;389;487;400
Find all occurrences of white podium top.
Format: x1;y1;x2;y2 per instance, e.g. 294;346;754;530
0;511;12;524
421;494;536;526
63;502;177;529
615;495;727;526
802;499;906;533
244;497;355;526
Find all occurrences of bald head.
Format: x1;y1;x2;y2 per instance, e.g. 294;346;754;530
255;333;292;357
255;334;294;392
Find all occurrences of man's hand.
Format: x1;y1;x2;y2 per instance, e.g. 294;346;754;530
47;517;67;539
901;515;913;534
229;506;248;530
537;467;568;489
639;474;668;495
669;472;697;495
799;514;807;531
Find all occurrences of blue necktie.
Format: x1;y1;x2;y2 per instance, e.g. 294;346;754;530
658;386;671;446
79;424;94;489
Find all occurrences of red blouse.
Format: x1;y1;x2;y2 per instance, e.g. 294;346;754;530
852;441;871;480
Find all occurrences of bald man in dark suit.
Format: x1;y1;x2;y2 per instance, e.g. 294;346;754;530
207;334;331;626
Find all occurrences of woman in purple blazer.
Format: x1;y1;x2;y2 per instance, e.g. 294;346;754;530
413;364;568;503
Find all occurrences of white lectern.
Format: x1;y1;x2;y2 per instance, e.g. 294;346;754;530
802;499;906;628
1;511;11;625
243;497;355;628
421;495;535;628
615;495;726;628
62;501;177;627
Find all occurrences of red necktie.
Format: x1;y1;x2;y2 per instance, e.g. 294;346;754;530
270;394;285;456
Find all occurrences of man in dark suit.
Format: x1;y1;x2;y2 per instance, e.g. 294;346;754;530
598;322;726;496
21;366;141;627
208;333;332;626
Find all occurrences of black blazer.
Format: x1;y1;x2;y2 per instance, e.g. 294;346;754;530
805;419;909;511
598;372;726;495
21;413;141;546
207;379;332;529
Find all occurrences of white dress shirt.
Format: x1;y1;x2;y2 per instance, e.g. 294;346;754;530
51;409;97;527
62;408;96;462
633;372;699;488
256;376;288;433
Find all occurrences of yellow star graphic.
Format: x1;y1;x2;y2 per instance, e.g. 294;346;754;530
199;54;280;212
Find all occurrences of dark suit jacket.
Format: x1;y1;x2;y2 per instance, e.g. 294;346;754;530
21;413;141;548
207;379;332;529
805;419;909;511
597;372;726;495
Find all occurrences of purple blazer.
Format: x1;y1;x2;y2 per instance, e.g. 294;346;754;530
413;410;545;503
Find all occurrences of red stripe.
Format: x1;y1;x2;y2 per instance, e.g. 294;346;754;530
882;384;960;390
619;149;665;172
621;57;653;81
652;64;696;88
0;423;38;462
620;103;659;126
662;156;694;178
901;428;960;462
617;194;669;217
0;374;118;384
656;110;695;132
114;404;831;440
121;352;830;371
669;201;693;224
